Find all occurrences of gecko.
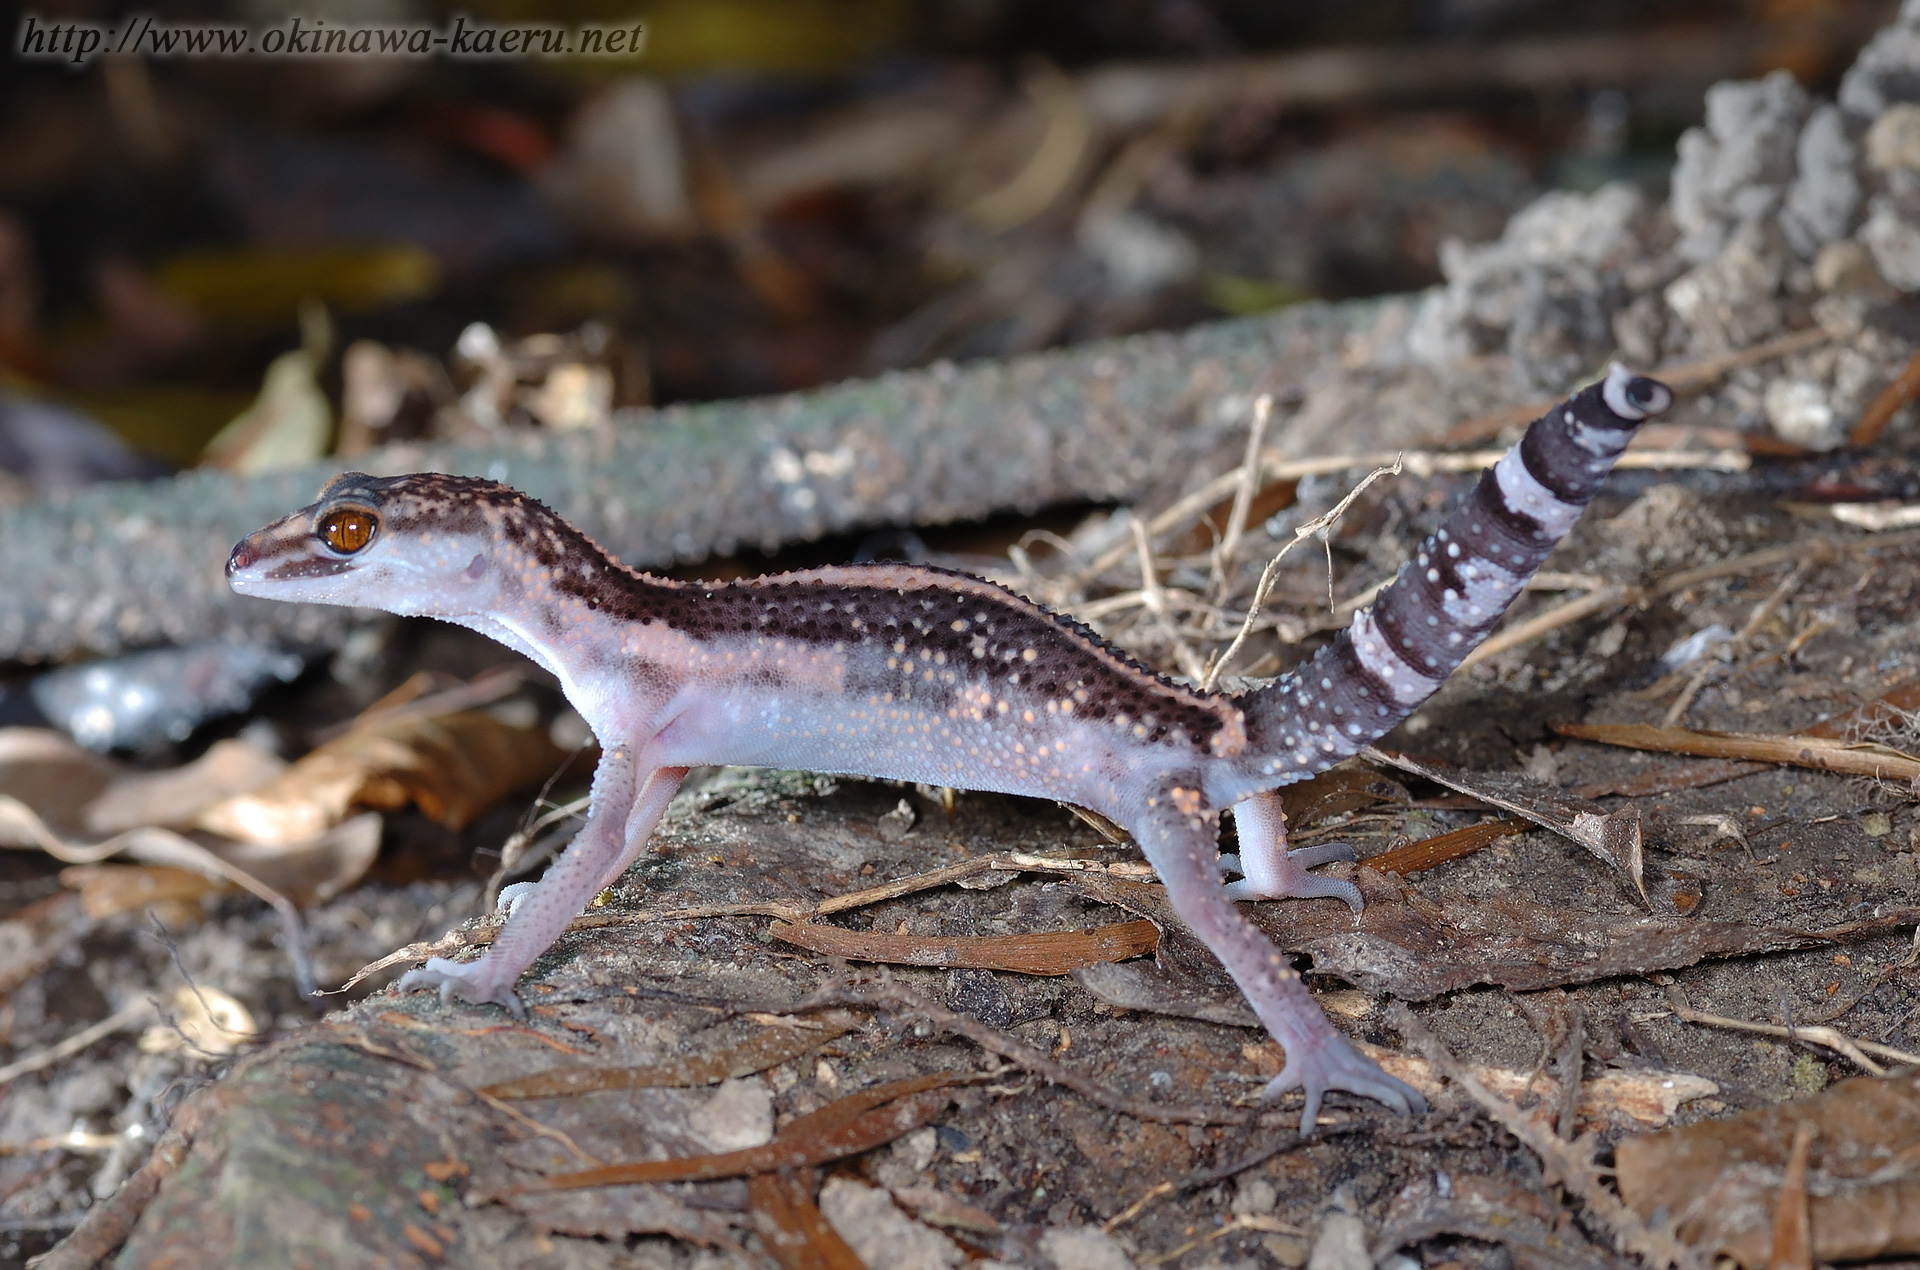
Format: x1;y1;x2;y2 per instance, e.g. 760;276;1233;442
227;363;1672;1131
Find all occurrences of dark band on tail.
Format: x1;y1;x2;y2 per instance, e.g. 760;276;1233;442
1237;364;1672;783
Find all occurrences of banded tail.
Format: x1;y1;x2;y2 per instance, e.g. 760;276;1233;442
1236;364;1672;783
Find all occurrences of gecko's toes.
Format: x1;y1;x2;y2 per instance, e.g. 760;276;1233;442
1264;1030;1426;1135
1221;841;1364;914
1287;841;1358;869
1225;873;1363;913
397;955;527;1019
496;881;539;917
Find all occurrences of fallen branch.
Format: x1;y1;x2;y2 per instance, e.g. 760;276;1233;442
0;306;1362;664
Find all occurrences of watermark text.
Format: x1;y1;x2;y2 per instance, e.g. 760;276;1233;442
17;13;647;66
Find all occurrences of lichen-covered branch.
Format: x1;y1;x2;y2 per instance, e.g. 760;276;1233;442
0;303;1373;664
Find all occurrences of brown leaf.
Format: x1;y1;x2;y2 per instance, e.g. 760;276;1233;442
750;1169;866;1270
483;1013;860;1099
0;728;120;839
1555;722;1920;784
497;1073;967;1195
1376;1172;1632;1270
1369;1047;1717;1132
1617;1066;1920;1267
768;918;1157;975
60;863;226;920
1769;1121;1816;1270
83;739;286;835
1365;747;1645;901
1362;818;1528;876
1278;763;1410;825
1569;758;1766;799
196;707;575;845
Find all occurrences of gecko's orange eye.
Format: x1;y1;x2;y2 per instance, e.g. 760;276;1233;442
318;506;378;555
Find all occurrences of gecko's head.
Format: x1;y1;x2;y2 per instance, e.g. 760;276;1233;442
227;471;582;617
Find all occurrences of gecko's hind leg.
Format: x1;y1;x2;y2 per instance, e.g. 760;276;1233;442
1221;790;1362;913
1131;777;1423;1133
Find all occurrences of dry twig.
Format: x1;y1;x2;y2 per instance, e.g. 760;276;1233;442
1661;984;1920;1073
1202;456;1401;690
1389;1004;1701;1270
1209;392;1274;602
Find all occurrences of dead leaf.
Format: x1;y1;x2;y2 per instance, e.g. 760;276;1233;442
483;1013;860;1099
196;707;574;845
218;814;382;906
1278;762;1410;825
138;984;258;1058
495;1073;970;1196
1570;758;1766;799
0;727;120;838
1367;1045;1717;1131
201;302;332;472
751;1168;866;1270
83;738;286;835
1769;1121;1816;1270
60;863;227;921
1376;1172;1628;1270
768;918;1158;975
1365;747;1645;902
1362;818;1529;876
1617;1065;1920;1266
0;728;371;905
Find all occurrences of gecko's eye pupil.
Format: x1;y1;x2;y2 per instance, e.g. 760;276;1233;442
319;507;378;555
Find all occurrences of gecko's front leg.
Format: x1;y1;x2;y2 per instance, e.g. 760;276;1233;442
400;748;684;1015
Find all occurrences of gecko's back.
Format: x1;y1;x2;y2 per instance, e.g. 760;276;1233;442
588;561;1251;805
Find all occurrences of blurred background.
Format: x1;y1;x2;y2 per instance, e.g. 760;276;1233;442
0;0;1896;489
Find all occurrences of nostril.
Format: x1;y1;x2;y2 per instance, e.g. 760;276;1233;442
227;543;255;576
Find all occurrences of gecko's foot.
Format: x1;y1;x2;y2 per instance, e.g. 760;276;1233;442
1264;1026;1426;1135
1220;842;1363;913
396;955;527;1019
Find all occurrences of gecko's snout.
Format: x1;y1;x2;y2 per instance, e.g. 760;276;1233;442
227;540;257;579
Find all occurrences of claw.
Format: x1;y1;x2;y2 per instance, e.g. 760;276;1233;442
1262;1029;1426;1135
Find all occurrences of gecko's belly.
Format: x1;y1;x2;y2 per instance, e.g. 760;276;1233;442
646;686;1175;807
